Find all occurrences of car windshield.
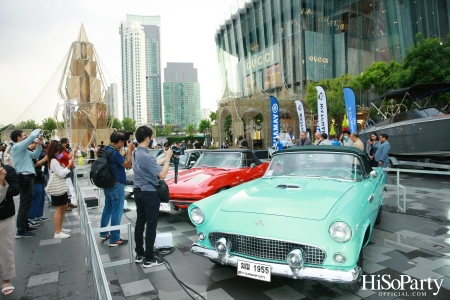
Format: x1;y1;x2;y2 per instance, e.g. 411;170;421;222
264;152;363;181
194;152;242;168
156;152;188;165
148;150;161;158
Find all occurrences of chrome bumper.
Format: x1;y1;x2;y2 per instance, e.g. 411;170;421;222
191;243;361;284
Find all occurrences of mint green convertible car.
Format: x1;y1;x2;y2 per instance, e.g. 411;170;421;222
188;146;385;290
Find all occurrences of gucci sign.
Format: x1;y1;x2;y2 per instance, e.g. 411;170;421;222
309;56;329;64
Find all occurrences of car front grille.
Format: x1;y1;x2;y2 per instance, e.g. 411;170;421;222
209;232;326;265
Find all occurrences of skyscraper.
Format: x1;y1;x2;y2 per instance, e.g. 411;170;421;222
107;83;119;119
126;15;162;125
163;63;201;129
201;108;211;120
120;20;147;126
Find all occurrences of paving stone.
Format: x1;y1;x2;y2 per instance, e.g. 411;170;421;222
264;285;306;300
27;271;59;287
120;278;155;297
205;267;237;282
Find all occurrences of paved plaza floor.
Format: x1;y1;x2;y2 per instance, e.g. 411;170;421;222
8;170;450;299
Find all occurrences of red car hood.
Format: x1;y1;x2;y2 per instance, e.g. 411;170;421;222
165;167;240;195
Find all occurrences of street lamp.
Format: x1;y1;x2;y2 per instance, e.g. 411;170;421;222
58;99;79;146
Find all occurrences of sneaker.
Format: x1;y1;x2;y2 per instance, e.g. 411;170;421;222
54;232;70;239
66;206;72;211
68;203;78;208
16;232;35;238
135;255;144;263
47;203;52;207
28;221;40;228
143;257;165;268
99;233;110;240
26;227;37;232
108;238;128;247
61;228;72;233
123;208;132;213
35;217;49;222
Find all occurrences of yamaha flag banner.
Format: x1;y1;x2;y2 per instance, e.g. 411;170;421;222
270;96;280;144
343;87;358;133
294;100;307;133
315;86;329;134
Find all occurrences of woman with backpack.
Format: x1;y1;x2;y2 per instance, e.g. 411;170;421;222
46;142;74;239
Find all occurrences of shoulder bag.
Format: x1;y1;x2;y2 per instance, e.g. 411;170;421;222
45;172;69;196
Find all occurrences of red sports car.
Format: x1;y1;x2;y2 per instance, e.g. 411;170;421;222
165;149;269;211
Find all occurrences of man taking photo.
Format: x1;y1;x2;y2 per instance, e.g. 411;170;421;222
10;129;43;238
133;126;173;267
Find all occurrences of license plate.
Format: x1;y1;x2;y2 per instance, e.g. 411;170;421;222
159;202;171;212
237;260;271;282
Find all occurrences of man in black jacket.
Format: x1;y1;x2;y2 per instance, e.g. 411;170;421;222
0;163;20;296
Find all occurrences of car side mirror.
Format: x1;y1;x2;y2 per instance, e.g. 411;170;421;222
251;163;256;168
370;171;378;179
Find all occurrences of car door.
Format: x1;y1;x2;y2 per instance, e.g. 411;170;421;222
361;156;383;223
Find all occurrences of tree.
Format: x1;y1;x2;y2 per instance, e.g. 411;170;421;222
224;114;232;133
154;126;164;136
198;119;212;134
186;124;196;137
15;119;40;130
355;61;402;95
400;32;450;86
209;111;217;123
122;117;136;133
42;117;57;140
305;74;361;132
163;124;173;136
107;116;122;130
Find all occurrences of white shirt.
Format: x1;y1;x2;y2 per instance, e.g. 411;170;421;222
50;159;71;179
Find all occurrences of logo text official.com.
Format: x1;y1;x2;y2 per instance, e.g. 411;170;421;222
362;275;444;296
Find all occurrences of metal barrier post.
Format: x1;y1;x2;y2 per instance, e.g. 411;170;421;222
128;223;134;263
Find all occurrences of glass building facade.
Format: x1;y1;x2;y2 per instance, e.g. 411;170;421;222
216;0;450;104
163;63;201;128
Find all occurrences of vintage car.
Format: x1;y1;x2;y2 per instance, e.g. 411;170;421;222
188;146;385;290
124;149;204;195
166;149;270;211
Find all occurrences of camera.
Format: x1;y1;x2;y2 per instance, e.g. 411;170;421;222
169;145;184;164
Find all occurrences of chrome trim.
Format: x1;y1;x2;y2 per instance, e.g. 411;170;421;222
368;194;374;204
328;222;352;243
191;243;361;283
208;232;327;265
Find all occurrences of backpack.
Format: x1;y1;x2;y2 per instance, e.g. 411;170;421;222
90;146;116;188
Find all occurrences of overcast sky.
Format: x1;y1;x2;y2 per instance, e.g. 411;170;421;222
0;0;240;126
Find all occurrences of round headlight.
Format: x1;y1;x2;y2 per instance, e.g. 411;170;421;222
333;253;346;263
190;208;204;225
329;222;352;243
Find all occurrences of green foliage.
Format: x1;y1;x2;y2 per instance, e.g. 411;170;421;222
107;116;123;130
186;124;197;137
253;113;263;125
122;117;136;133
154;126;164;136
224;114;232;133
15;119;40;130
168;136;204;146
163;124;173;136
42;118;57;132
198;119;212;134
401;32;450;86
209;111;217;123
58;121;65;129
305;74;360;119
354;61;402;95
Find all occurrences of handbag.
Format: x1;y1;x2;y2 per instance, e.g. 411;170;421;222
45;172;69;196
149;179;170;203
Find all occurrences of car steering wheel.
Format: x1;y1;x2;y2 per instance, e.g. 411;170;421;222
327;168;353;179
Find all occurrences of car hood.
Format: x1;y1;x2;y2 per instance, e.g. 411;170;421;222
220;177;354;220
165;167;239;189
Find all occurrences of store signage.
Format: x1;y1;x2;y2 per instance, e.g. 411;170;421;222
309;56;329;64
243;43;280;74
270;96;280;144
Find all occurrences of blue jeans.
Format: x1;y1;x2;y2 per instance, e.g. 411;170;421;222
100;183;125;243
29;183;45;220
134;189;160;260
